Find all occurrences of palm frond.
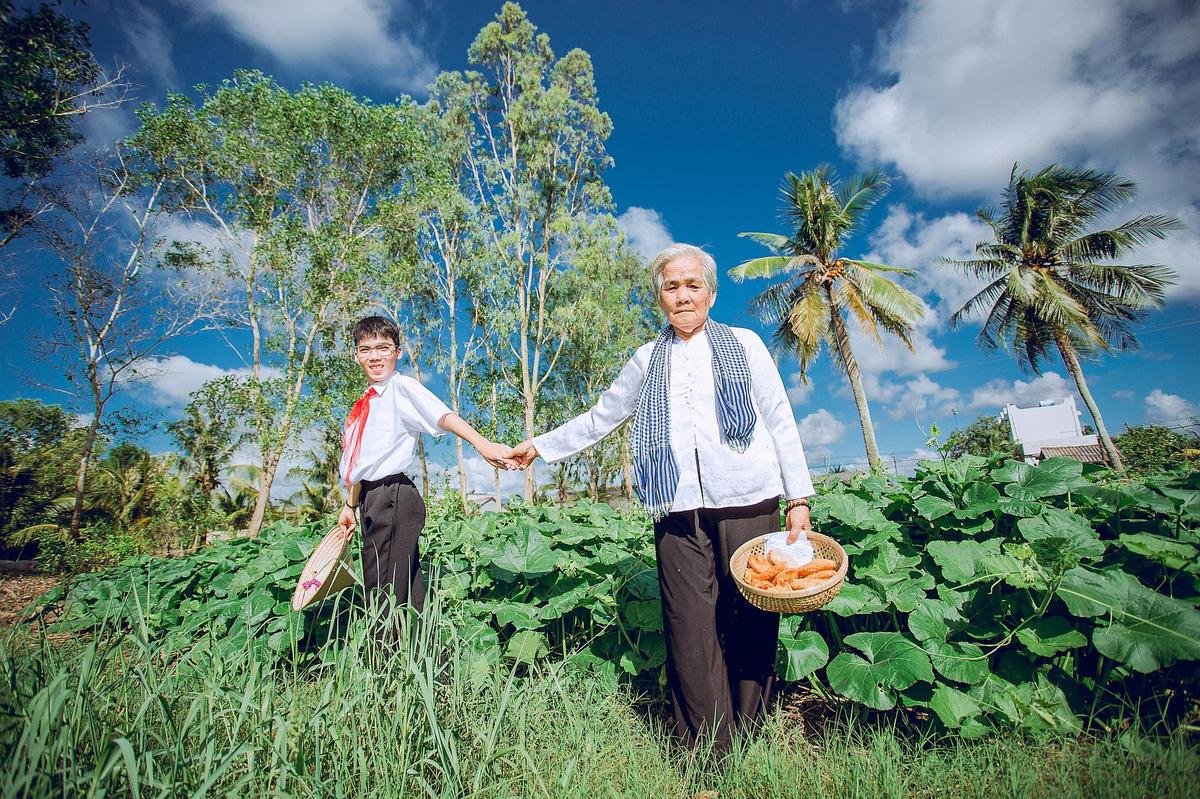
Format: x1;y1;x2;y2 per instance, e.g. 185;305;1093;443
837;168;892;219
738;231;792;253
727;255;798;282
1060;215;1184;260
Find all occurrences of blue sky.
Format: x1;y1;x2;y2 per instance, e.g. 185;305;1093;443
3;0;1199;492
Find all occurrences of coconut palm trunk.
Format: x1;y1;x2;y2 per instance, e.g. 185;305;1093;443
1054;332;1125;472
828;295;882;471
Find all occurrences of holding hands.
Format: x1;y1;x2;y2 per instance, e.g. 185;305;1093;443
477;439;519;470
509;440;538;470
477;439;537;471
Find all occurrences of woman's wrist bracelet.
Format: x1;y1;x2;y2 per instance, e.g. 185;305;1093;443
785;497;810;512
344;501;358;510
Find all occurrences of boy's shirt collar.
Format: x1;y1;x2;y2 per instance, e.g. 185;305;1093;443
368;371;399;393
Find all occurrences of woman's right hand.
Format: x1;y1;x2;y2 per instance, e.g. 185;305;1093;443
510;440;539;469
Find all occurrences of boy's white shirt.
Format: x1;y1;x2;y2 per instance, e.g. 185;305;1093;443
533;325;815;514
340;372;452;487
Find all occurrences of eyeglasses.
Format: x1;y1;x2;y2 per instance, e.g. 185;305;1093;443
356;343;396;357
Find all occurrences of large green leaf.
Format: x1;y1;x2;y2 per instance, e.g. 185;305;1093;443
908;599;960;642
927;538;1020;585
928;686;987;736
623;599;662;631
969;674;1079;734
924;639;990;685
504;630;548;664
776;628;829;681
1017;508;1106;567
824;581;888;617
821;494;900;534
992;458;1080;501
826;632;933;711
958;482;1000;517
1117;533;1197;571
914;493;956;522
495;602;543;631
1058;567;1200;672
487;528;559;579
1015;616;1087;656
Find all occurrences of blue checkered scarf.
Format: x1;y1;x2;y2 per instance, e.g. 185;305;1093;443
631;320;756;520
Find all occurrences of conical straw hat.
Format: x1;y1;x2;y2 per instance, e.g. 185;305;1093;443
291;523;358;611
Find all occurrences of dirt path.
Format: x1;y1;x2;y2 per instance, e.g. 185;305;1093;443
0;574;59;626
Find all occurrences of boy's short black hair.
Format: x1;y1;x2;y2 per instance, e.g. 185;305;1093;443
352;315;400;346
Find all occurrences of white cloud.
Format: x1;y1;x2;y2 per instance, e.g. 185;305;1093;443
120;1;179;88
864;205;993;320
798;408;848;466
885;373;961;421
617;207;674;262
842;301;955;405
837;0;1200;297
967;372;1078;412
1112;389;1134;400
181;0;437;92
127;355;278;408
1144;389;1200;425
785;371;813;406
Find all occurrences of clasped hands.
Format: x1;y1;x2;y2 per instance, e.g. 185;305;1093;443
477;439;538;471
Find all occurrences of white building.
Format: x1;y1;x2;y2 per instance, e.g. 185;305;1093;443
1003;396;1106;465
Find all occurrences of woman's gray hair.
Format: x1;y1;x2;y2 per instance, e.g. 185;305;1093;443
650;243;718;294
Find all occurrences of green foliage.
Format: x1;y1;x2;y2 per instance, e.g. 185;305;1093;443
945;414;1014;459
1114;424;1199;476
791;456;1200;735
0;399;86;551
31;460;1200;737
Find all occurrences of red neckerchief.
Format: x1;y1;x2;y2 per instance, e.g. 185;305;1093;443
341;385;377;487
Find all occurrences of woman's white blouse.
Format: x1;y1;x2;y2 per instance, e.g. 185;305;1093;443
341;372;452;486
534;326;815;513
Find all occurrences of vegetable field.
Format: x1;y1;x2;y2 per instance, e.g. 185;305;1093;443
27;455;1200;737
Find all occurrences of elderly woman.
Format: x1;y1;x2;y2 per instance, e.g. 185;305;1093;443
511;243;814;753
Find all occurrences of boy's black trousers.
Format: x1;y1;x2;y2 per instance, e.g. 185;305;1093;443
653;495;782;755
360;472;427;614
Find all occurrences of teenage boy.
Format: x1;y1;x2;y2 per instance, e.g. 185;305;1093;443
338;315;514;615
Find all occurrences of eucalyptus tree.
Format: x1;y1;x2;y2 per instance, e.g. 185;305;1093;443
547;220;656;500
732;166;925;471
43;148;210;541
453;3;618;500
378;85;490;505
947;163;1181;472
130;71;428;536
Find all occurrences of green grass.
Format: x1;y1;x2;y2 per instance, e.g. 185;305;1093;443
2;597;1197;798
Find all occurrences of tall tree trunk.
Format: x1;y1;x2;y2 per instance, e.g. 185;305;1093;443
493;466;502;510
829;304;882;471
523;397;536;502
417;436;430;496
69;414;102;542
491;382;502;509
1056;334;1126;473
247;459;277;537
622;437;633;503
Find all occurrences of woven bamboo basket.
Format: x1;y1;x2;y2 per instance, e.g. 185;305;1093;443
730;532;848;614
291;523;358;611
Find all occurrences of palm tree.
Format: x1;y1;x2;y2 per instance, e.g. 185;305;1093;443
947;164;1181;472
731;166;926;471
167;401;240;500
